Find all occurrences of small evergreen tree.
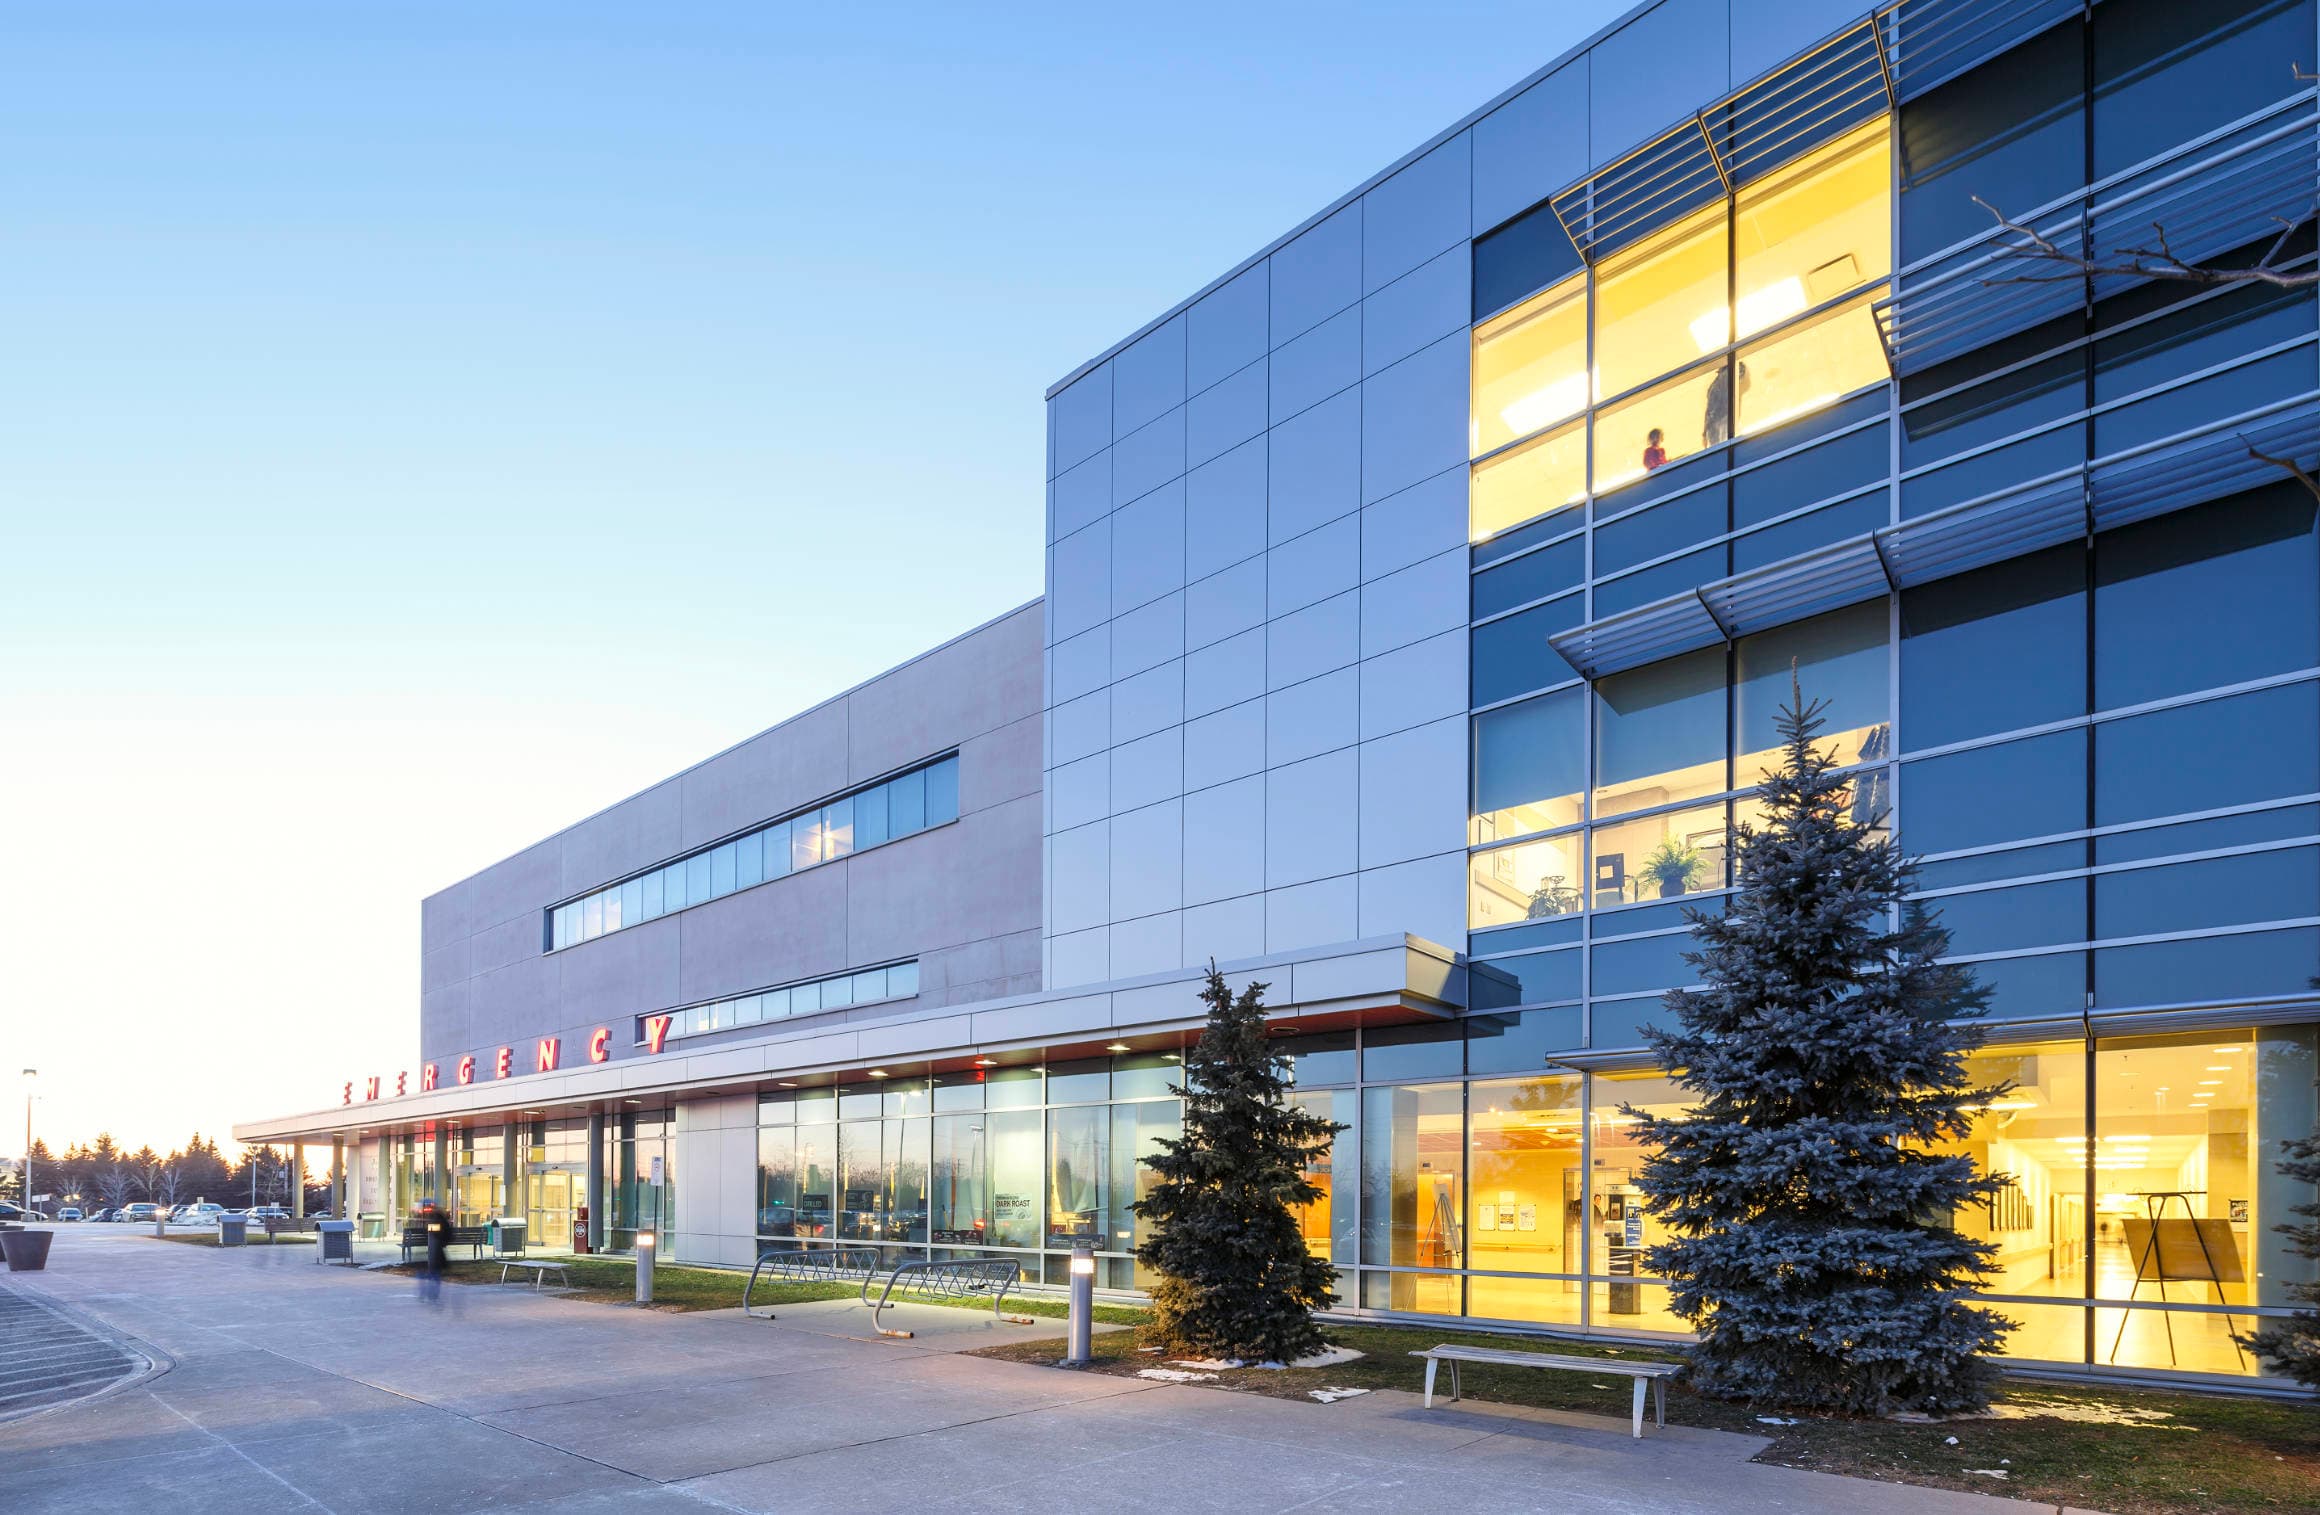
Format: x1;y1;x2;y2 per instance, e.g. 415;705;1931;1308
2239;983;2320;1387
1628;688;2013;1414
1133;966;1345;1363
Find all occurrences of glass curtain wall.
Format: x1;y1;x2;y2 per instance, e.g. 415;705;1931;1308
732;1019;2312;1380
601;1110;672;1252
520;1118;589;1250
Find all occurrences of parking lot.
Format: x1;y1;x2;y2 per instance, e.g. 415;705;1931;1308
1;1223;2078;1515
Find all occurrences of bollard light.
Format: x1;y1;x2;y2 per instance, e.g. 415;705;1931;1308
635;1231;656;1305
1063;1241;1095;1366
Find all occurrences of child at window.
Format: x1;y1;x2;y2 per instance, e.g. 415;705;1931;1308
1642;428;1667;471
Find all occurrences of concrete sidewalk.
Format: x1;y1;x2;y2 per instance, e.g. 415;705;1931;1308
1;1225;2098;1515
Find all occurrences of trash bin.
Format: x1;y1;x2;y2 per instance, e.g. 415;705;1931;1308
358;1212;387;1241
1605;1246;1641;1315
317;1219;355;1264
219;1215;247;1247
493;1216;527;1258
0;1229;53;1272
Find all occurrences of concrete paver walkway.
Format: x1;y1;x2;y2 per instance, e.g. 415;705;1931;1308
1;1226;2097;1515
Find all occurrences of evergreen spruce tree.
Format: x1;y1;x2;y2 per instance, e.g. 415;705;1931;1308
1133;967;1345;1363
2239;985;2320;1387
1627;687;2013;1414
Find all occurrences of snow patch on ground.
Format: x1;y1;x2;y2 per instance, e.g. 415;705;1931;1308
1167;1345;1367;1372
1309;1386;1371;1403
1136;1368;1220;1383
1966;1470;2008;1480
1989;1396;2188;1428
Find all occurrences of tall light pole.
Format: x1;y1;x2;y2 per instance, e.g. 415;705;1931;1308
20;1069;36;1212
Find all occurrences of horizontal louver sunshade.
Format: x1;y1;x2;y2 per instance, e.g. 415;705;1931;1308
1877;92;2320;374
1877;0;2091;104
1549;18;1893;262
1547;395;2320;681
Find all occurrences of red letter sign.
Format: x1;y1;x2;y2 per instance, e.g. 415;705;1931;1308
643;1014;673;1054
343;1081;353;1106
395;1071;408;1097
421;1063;438;1092
457;1055;474;1086
588;1027;610;1064
365;1076;380;1101
536;1037;559;1073
495;1046;513;1079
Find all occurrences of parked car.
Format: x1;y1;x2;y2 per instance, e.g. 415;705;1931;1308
0;1202;48;1223
178;1203;226;1226
86;1208;114;1223
120;1203;162;1224
243;1205;292;1224
57;1207;82;1222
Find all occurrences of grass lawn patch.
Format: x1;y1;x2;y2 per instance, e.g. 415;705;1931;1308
970;1318;2320;1515
150;1230;316;1247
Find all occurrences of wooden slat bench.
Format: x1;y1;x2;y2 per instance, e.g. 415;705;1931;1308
1410;1345;1681;1439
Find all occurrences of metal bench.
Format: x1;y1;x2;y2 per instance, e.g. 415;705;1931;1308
260;1216;318;1241
861;1258;1023;1339
498;1259;574;1291
741;1246;885;1319
1410;1345;1682;1439
398;1223;488;1263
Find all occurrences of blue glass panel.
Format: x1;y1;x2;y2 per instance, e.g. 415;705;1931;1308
1468;915;1583;952
1474;508;1585;568
1588;998;1669;1049
620;878;644;925
1590;931;1700;997
760;820;792;879
889;960;919;997
1472;595;1583;706
1730;493;1886;575
2092;0;2317;179
662;861;690;912
1730;389;1889;471
709;842;736;898
1899;319;2082;474
2097;803;2320;864
1594;894;1723;939
1472;534;1583;618
1901;545;2087;750
1900;428;2086;520
1735;600;1889;764
1896;21;2086;262
640;870;663;919
1361;1022;1464;1081
1464;1005;1584;1072
2096;684;2320;826
2094;484;2320;710
1278;1031;1356;1086
1733;424;1888;531
887;769;926;834
2093;926;2320;1007
1902;729;2089;854
925;757;961;824
1472;198;1583;321
734;831;763;890
686;851;712;903
855;783;891;849
1601;445;1726;516
1469;949;1582;1011
1592;545;1728;618
2095;346;2314;460
1915;840;2088;891
2096;847;2320;939
1968;951;2086;1020
2093;284;2315;408
1474;689;1584;822
1595;485;1727;577
1933;880;2086;956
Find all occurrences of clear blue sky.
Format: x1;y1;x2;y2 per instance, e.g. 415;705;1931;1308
0;1;1627;1156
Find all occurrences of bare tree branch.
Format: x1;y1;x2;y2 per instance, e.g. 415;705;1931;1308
1970;195;2320;290
2245;440;2320;504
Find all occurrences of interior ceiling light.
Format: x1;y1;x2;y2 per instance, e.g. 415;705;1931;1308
868;1069;889;1079
2205;1065;2231;1073
972;1057;997;1068
1105;1043;1132;1054
777;1082;797;1089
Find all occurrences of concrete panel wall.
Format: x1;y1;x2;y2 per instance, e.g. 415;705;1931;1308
419;602;1044;1074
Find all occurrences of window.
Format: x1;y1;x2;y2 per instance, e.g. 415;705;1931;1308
1471;421;1585;541
1902;545;2088;750
1586;1072;1691;1333
1471;277;1586;454
1734;295;1890;437
2095;685;2320;827
547;754;958;950
1594;648;1726;818
1466;1076;1584;1326
638;959;919;1046
1594;361;1728;495
1732;121;1891;338
1472;688;1584;843
1469;832;1583;931
1360;1082;1464;1314
1471;594;1582;706
1735;600;1890;782
1589;803;1728;908
1595;204;1729;403
1902;729;2088;855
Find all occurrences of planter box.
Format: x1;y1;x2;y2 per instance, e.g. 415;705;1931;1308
1;1228;54;1271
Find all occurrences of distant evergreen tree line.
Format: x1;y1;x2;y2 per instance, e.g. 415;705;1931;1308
7;1133;325;1212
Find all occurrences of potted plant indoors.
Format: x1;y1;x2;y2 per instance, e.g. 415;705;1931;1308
1642;838;1705;900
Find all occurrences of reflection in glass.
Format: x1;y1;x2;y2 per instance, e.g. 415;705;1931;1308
1732;120;1890;339
1361;1083;1464;1313
1589;1072;1690;1331
1465;1077;1584;1326
1735;600;1891;784
1596;204;1729;403
1469;832;1583;931
1594;361;1728;495
1735;296;1890;437
1594;647;1727;818
1471;277;1587;454
1589;804;1728;907
1291;1089;1359;1268
1472;688;1585;844
1471;420;1586;542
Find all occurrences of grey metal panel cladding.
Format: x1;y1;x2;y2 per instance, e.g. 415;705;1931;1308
1358;716;1471;869
1271;204;1363;347
1268;592;1360;691
1189;264;1268;393
1266;668;1359;769
1109;480;1187;613
1271;307;1361;424
1187;359;1267;468
1185;439;1267;581
1587;0;1730;174
1363;467;1467;579
1108;798;1183;920
1113;315;1187;436
1359;332;1467;505
1474;61;1590;235
1266;748;1359;888
1113;407;1187;508
1049;450;1110;545
1184;775;1265;905
1361;133;1471;295
1110;729;1183;813
1363;248;1470;377
1047;519;1111;643
1269;389;1362;545
1187;627;1265;718
1267;515;1361;618
1109;593;1184;681
1050;363;1112;478
1361;629;1468;743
